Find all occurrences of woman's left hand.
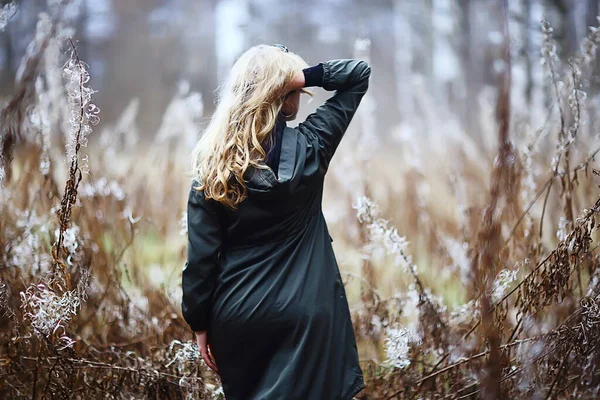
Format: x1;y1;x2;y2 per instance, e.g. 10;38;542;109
195;330;219;373
287;72;305;93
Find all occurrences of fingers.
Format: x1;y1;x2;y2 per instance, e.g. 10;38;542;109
202;347;219;373
207;344;219;372
287;72;305;93
194;330;219;373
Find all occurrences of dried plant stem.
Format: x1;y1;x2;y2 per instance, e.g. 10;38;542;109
445;194;599;360
342;271;382;304
539;176;555;240
42;357;60;400
359;183;376;305
504;146;600;249
419;300;590;394
456;347;557;399
52;39;89;289
415;337;537;386
471;3;511;397
21;356;198;385
544;344;573;400
0;5;65;183
539;19;566;241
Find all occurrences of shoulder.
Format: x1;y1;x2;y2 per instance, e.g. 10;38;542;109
285;126;326;182
188;180;205;201
188;180;221;213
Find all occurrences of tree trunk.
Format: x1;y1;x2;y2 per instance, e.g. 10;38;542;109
393;0;413;123
587;0;600;93
458;0;478;137
524;0;534;106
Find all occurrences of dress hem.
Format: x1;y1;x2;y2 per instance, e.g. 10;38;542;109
345;376;366;400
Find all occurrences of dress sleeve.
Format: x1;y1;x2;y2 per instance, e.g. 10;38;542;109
296;59;371;173
181;183;222;332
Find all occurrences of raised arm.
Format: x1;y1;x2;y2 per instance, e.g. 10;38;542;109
296;59;371;173
181;182;222;332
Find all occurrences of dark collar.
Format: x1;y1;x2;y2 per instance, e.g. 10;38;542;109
265;117;286;172
245;123;297;192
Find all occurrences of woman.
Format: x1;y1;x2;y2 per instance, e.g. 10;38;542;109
182;43;371;399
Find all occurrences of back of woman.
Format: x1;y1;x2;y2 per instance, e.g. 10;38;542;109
182;44;371;400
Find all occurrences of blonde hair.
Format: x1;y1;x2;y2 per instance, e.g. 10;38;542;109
191;44;309;209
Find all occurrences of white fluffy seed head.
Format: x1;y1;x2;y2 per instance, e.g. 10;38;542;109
385;326;421;369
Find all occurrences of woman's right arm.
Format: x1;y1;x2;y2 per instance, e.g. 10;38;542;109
296;59;371;173
181;182;222;333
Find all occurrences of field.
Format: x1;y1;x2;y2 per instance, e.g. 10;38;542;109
3;2;600;399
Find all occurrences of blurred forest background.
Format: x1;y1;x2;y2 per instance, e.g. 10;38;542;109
1;0;599;138
4;0;600;398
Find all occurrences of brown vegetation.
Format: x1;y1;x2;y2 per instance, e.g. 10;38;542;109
3;3;600;400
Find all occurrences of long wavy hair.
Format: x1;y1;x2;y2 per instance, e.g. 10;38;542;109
191;44;309;209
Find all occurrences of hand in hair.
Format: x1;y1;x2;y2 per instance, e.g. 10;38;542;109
286;72;305;94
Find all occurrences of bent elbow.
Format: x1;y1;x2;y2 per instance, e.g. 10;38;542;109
359;61;371;86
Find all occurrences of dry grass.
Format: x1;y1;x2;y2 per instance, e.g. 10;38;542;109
3;4;600;400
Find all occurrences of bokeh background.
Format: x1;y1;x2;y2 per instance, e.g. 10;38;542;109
3;0;599;138
4;0;600;398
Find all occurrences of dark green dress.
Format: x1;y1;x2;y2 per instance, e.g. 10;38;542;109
182;59;371;400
